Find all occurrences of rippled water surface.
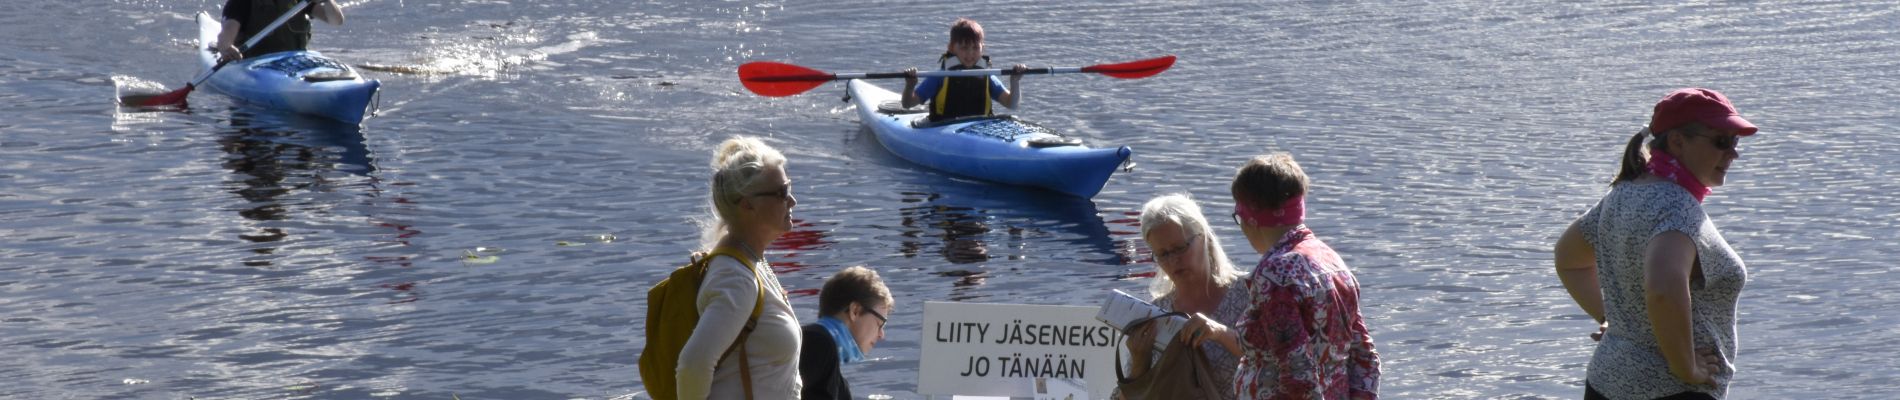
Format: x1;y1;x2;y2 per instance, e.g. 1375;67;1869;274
3;1;1896;398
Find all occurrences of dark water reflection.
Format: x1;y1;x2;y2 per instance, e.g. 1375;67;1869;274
219;110;376;256
899;194;993;265
894;183;1119;268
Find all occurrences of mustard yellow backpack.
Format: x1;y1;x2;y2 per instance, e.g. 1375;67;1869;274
638;247;764;400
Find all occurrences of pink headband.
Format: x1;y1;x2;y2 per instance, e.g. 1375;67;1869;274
1237;195;1304;227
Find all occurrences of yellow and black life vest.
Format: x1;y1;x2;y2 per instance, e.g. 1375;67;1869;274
928;64;994;122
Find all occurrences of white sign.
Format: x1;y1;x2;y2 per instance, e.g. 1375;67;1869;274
918;301;1121;399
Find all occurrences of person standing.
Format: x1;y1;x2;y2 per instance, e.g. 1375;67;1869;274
1555;88;1756;399
1229;153;1379;399
675;136;803;399
1119;194;1250;400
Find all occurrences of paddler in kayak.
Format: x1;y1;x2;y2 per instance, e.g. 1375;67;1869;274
901;18;1029;123
210;0;346;63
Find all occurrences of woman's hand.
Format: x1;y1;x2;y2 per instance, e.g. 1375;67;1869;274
1182;312;1241;354
1125;321;1158;377
1591;320;1608;341
1128;321;1157;359
1683;346;1724;384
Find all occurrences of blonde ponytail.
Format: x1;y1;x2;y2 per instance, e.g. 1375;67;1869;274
699;136;787;251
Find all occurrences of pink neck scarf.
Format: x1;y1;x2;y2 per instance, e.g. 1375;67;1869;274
1238;195;1305;227
1646;151;1709;203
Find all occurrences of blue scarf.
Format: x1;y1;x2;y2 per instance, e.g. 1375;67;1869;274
816;316;864;364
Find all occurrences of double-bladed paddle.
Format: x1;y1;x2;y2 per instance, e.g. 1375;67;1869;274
738;55;1175;97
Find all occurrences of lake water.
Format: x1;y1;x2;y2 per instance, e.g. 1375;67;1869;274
3;0;1896;398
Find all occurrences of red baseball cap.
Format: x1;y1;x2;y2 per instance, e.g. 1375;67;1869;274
1649;88;1757;136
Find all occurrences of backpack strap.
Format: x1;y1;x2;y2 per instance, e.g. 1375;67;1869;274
706;247;766;400
738;329;756;400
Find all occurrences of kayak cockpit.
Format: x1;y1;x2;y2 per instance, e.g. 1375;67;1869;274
876;100;925;115
910;114;1014;129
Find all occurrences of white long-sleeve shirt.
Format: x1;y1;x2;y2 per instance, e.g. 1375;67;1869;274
675;254;802;399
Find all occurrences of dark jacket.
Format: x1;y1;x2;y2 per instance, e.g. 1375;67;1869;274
798;323;851;400
222;0;314;56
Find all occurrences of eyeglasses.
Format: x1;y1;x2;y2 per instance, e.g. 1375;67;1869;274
1230;211;1245;227
1152;232;1202;262
861;304;888;330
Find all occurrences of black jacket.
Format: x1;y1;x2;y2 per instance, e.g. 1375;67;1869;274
222;0;313;56
798;323;852;400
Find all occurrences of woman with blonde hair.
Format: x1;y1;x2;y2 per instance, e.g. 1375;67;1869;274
1120;194;1249;400
676;136;803;399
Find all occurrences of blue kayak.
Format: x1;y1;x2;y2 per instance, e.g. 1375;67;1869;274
847;79;1132;198
196;12;380;125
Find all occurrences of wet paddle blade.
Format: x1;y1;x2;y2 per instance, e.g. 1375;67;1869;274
1079;55;1175;79
738;61;836;97
120;85;194;108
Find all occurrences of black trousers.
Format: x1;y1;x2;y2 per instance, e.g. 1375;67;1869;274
1585;382;1717;400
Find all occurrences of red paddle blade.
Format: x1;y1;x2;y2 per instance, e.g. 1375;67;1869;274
738;61;836;97
120;84;195;108
1080;55;1176;79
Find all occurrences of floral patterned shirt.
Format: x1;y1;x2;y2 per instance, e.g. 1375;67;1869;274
1235;226;1379;400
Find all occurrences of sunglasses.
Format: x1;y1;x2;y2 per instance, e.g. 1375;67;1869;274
746;186;790;199
1685;130;1740;151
